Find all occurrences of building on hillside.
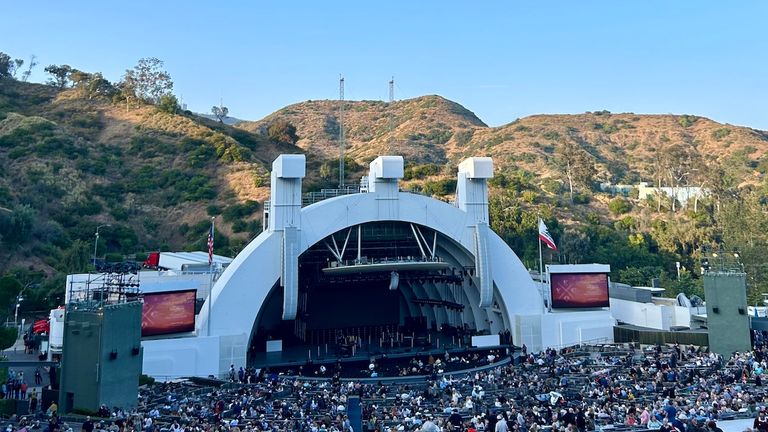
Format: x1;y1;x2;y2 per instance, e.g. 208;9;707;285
600;182;709;208
599;183;635;197
636;182;708;208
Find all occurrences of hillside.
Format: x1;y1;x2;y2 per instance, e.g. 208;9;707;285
241;97;768;189
466;112;768;187
0;79;315;284
237;95;487;165
3;76;768;308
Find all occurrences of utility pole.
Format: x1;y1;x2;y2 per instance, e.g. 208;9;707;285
388;77;395;155
93;224;111;269
339;75;345;188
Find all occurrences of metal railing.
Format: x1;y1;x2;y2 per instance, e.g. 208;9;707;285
263;185;362;214
328;255;445;269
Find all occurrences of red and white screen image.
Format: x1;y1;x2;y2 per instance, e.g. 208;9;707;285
550;273;610;308
141;290;196;337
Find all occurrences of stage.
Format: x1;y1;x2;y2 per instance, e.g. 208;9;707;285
250;331;515;379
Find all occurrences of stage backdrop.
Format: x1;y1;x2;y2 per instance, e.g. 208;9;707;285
142;289;196;337
306;281;398;330
550;273;609;309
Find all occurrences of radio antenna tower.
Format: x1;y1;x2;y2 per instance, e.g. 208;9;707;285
338;75;345;188
388;77;395;155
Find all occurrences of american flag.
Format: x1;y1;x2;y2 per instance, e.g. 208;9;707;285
207;222;214;265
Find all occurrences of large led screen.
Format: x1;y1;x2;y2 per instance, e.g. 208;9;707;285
550;273;609;308
142;289;196;337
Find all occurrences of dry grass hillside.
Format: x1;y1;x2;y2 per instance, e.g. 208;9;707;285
466;112;768;186
241;98;768;195
237;95;487;164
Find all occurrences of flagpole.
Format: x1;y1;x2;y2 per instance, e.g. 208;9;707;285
538;235;544;283
538;218;544;284
207;217;215;337
539;235;544;285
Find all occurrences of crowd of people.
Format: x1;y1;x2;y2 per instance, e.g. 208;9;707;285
262;349;508;380
9;339;768;432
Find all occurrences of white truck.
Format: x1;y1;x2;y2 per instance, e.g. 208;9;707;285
48;308;65;361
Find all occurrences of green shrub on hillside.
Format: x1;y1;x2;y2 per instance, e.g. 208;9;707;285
608;197;632;215
521;190;537;203
542;179;562;194
109;206;129;221
69;112;102;130
593;122;618;134
422;179;456;196
206;205;223;216
67;198;102;216
188;143;217;168
426;128;452;145
453;130;473;147
35;136;87;159
572;193;590;204
618;266;662;287
222;200;260;222
678;115;698;128
232;219;248;233
542;131;561;141
712;128;731;141
76;158;107;175
614;216;636;231
208;132;247;162
0;204;36;246
0;114;57;148
404;164;441;180
123;167;215;202
267;120;298;145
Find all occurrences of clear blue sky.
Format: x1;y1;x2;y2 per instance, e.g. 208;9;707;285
2;1;766;128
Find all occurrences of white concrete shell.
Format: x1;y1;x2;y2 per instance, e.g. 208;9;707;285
141;155;614;379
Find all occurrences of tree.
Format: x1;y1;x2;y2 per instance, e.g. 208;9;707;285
124;57;173;103
11;59;23;79
60;240;91;273
20;55;37;82
158;94;180;113
116;77;138;111
85;73;116;99
44;64;73;88
0;276;22;315
0;52;12;78
662;144;701;212
0;204;36;247
556;141;596;203
65;69;116;100
559;229;590;264
0;327;17;351
717;189;768;303
267;120;299;145
0;52;23;79
212;105;229;123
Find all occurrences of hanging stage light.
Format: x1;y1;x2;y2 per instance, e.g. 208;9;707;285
389;271;399;290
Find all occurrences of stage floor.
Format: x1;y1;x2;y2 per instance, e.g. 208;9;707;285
250;332;513;369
